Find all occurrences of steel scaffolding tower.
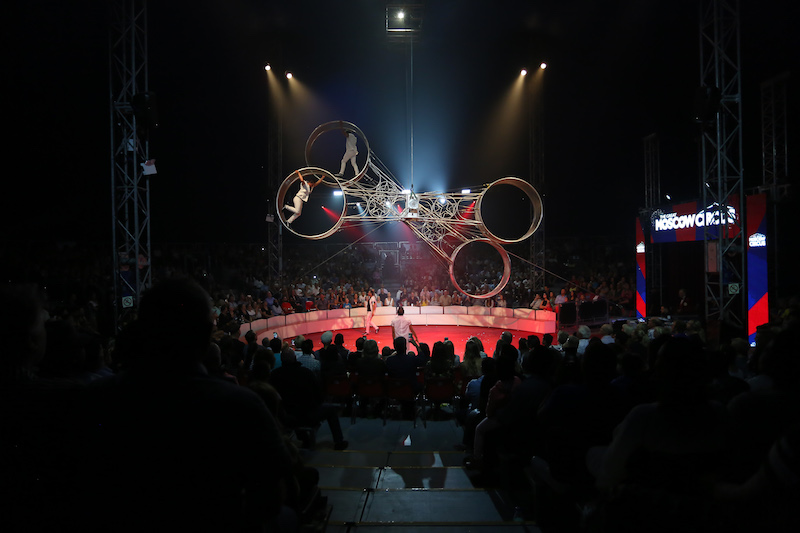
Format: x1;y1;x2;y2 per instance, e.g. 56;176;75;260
761;72;790;196
760;72;791;293
109;0;152;331
643;133;662;314
698;0;746;341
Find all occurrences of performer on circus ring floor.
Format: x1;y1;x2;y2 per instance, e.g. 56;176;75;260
391;306;419;349
283;170;325;226
335;127;359;178
364;289;379;336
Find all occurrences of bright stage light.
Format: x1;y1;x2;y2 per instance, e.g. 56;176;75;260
521;69;528;76
540;62;547;70
333;190;343;197
265;64;271;71
356;202;361;207
285;71;292;79
402;189;410;195
385;201;392;207
461;189;471;194
397;10;405;20
438;197;446;204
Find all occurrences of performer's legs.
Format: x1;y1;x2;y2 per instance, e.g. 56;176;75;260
349;155;359;175
365;311;377;334
285;196;303;223
339;149;358;175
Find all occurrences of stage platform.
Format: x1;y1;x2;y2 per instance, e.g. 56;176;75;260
238;305;557;353
275;325;541;355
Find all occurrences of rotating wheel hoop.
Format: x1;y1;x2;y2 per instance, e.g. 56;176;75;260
304;120;371;187
448;238;511;300
276;167;346;240
475;177;543;244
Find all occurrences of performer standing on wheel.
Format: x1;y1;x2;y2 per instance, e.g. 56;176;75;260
335;127;359;178
364;289;379;336
284;170;324;225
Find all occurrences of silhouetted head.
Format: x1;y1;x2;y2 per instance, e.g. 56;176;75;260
137;278;213;365
394;335;407;355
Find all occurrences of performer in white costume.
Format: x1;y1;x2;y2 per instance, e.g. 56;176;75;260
335;129;359;178
284;170;324;224
364;289;379;335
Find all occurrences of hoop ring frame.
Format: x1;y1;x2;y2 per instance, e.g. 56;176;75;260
276;167;346;240
448;238;511;300
304;120;371;187
475;177;543;244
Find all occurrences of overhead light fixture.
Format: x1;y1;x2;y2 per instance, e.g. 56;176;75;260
521;69;528;76
285;71;292;79
461;189;471;194
540;62;547;70
264;63;271;71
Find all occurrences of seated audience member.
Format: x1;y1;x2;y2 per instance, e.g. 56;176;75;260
594;337;731;532
1;284;89;531
333;333;349;361
493;345;555;459
385;336;419;387
80;278;292;532
416;342;431;365
539;342;627;490
576;325;592;355
298;339;321;379
385;336;420;418
319;343;347;380
268;336;284;369
381;345;395;360
464;345;521;470
456;338;483;394
270;347;349;451
347;336;366;371
355;339;386;378
427;341;454;377
203;342;239;384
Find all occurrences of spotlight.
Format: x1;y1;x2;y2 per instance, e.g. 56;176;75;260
385;201;392;207
333;190;343;197
461;189;471;194
285;71;292;79
666;194;671;200
438;197;446;204
540;62;547;70
265;63;271;71
396;10;405;20
356;202;361;207
521;68;528;76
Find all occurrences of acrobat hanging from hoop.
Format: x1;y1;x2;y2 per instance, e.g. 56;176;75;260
335;125;359;178
283;170;325;225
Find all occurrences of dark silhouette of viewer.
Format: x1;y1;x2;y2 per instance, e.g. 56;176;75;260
82;278;292;532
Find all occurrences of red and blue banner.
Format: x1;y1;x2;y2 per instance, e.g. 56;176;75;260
635;218;646;319
746;194;768;345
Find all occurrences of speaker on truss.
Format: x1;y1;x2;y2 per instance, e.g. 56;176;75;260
693;86;721;124
132;92;159;131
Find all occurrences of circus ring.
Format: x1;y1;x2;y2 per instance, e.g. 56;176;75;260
238;305;557;353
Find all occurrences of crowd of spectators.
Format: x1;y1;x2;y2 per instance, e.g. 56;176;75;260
1;239;641;339
3;273;798;531
3;240;799;530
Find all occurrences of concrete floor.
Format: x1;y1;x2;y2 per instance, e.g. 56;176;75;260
302;408;542;532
